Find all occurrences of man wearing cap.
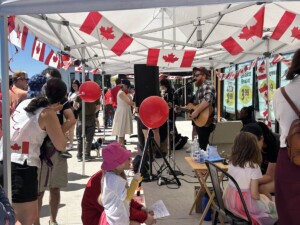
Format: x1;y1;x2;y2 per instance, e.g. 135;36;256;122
11;71;28;104
189;67;217;150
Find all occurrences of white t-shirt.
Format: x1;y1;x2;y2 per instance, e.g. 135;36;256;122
102;172;130;225
273;75;300;147
228;163;262;189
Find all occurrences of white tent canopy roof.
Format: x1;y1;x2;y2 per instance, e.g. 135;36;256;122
0;0;269;15
6;1;300;73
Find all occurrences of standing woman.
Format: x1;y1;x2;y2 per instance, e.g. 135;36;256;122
0;79;67;225
112;79;134;145
273;49;300;225
67;79;80;150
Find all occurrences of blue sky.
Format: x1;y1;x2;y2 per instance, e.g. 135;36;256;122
9;34;50;78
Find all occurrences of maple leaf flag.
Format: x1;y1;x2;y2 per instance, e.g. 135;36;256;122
221;7;265;55
8;16;28;50
31;37;46;62
271;11;300;45
61;54;75;70
147;49;196;68
45;50;61;69
79;12;133;56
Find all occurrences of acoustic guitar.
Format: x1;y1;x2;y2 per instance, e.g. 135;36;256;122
177;103;214;127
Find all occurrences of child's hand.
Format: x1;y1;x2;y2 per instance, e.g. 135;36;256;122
144;213;156;225
141;207;154;216
133;173;141;181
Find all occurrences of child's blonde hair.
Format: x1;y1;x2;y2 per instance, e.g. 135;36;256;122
230;131;262;168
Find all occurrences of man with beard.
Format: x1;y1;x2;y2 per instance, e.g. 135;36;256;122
189;67;217;150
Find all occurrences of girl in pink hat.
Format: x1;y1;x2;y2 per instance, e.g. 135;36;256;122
98;142;156;225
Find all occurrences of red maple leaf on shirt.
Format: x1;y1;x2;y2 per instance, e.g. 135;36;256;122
36;43;40;54
162;53;179;64
100;26;115;40
238;25;258;41
11;143;21;151
291;27;300;41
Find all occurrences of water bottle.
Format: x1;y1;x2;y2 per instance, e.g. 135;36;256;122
202;193;211;221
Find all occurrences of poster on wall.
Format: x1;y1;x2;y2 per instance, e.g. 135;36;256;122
237;62;253;111
223;68;236;114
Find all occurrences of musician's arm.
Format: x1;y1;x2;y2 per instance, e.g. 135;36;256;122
190;100;210;119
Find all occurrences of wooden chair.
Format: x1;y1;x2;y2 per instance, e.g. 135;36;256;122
205;160;252;225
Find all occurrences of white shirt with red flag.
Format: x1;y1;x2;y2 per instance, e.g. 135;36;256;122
271;11;300;45
221;7;265;55
147;49;196;68
45;50;61;69
31;38;46;62
8;16;28;50
79;12;133;56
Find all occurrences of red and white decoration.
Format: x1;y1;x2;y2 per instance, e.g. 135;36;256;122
75;64;89;73
271;11;300;45
147;49;196;68
221;7;265;55
270;54;291;67
8;16;28;50
256;61;271;127
217;57;259;80
90;69;101;74
61;54;76;70
80;12;133;56
44;50;61;69
31;37;46;62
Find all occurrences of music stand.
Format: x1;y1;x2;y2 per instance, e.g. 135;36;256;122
138;129;181;186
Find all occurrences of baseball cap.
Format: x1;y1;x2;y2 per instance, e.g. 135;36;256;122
121;79;131;88
198;67;210;77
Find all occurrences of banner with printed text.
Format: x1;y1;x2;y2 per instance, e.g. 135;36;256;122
223;67;236;114
237;62;253;111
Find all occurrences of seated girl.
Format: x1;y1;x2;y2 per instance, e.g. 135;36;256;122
223;132;278;225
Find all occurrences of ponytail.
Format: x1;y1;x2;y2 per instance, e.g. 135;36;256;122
24;97;49;114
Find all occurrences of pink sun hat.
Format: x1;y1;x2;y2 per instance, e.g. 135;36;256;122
101;142;131;170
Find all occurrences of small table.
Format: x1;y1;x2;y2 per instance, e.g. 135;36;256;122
185;157;228;225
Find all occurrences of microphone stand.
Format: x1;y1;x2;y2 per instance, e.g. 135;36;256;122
170;79;195;175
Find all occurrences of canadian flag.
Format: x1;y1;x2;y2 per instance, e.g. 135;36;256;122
90;69;101;74
79;12;133;56
256;60;267;80
75;64;89;73
45;50;61;68
147;49;196;68
8;16;28;50
61;54;75;70
271;11;300;45
31;37;46;62
221;7;265;55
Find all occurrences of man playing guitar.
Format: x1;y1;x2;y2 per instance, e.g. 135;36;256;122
189;67;217;150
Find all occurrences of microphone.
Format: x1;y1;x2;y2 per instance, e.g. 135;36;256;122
185;78;196;86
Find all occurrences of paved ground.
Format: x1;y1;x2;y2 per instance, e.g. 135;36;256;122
39;112;212;225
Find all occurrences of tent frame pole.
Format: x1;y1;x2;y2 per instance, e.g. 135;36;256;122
0;15;12;201
81;47;86;176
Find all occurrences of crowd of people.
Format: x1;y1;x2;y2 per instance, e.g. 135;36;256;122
1;48;300;225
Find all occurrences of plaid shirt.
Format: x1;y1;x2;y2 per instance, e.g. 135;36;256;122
194;80;217;124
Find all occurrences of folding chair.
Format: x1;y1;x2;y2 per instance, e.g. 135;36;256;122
205;160;252;225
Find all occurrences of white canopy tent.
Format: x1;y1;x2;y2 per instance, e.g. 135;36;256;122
5;1;300;74
2;0;300;198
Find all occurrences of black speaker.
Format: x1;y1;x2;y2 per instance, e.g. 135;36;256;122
134;64;159;107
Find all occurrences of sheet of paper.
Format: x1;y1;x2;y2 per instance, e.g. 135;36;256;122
149;200;170;219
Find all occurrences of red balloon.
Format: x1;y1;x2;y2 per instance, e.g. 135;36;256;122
139;96;169;129
79;81;102;102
